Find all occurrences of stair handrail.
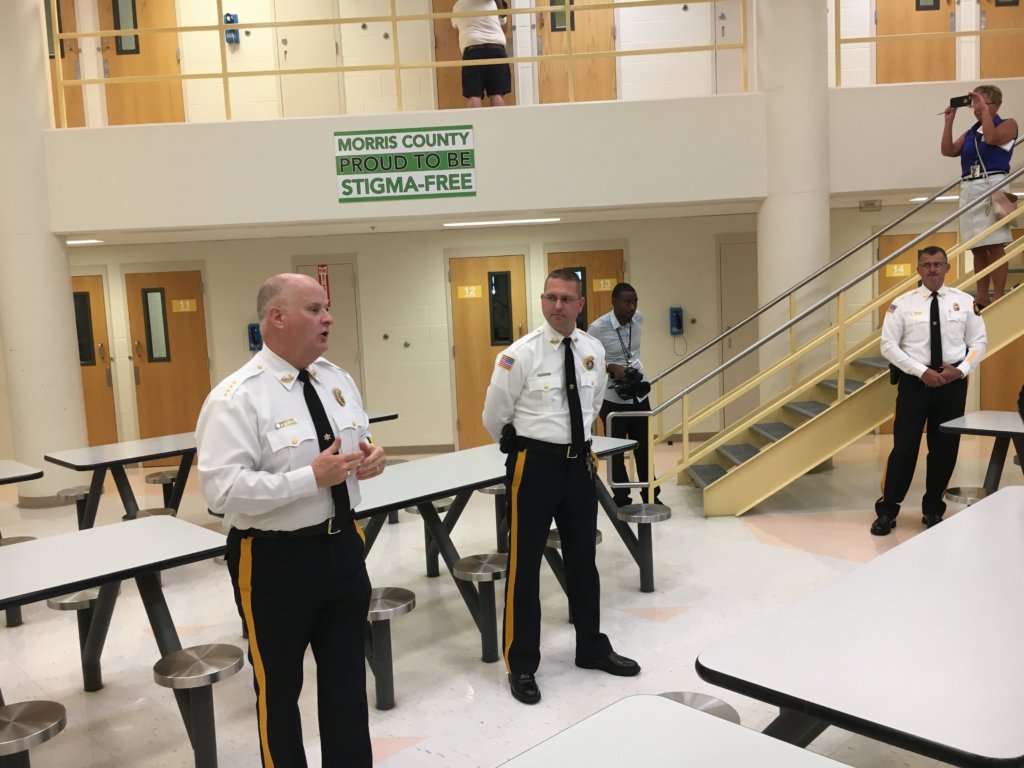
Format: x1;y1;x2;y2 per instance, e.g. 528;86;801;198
607;161;1024;494
645;135;1024;391
642;164;1023;418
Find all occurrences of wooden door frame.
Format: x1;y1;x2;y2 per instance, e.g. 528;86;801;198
445;245;532;448
117;262;211;439
292;255;365;393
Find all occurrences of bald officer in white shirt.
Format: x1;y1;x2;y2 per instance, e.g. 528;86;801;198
872;246;987;535
483;268;640;707
197;273;387;767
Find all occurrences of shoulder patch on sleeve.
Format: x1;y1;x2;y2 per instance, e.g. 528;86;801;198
498;354;515;371
887;303;898;314
973;301;983;316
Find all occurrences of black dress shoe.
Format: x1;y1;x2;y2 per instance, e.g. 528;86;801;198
922;513;943;528
575;651;640;677
870;516;896;536
508;673;541;704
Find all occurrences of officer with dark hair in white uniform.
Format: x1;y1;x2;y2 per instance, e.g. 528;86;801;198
483;268;640;706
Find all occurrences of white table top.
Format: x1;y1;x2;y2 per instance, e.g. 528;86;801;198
940;410;1024;437
45;432;197;471
697;486;1024;766
0;460;43;485
501;694;843;767
0;517;226;609
45;415;397;472
356;437;636;517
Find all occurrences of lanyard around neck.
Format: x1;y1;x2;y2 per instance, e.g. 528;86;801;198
614;323;632;362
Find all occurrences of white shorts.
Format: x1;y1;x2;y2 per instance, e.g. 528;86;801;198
959;176;1012;248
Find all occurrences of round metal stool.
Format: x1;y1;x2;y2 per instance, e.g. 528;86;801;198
454;554;508;663
405;496;455;515
145;470;179;508
154;644;245;768
0;700;67;761
57;485;93;529
365;587;416;710
46;588;100;612
658;691;741;724
153;644;244;690
616;503;671;593
944;486;987;506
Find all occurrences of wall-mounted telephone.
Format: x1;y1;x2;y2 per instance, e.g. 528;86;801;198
669;307;684;336
224;13;240;45
247;323;263;352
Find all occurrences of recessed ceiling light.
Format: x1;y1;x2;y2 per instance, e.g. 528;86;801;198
908;195;959;203
66;238;104;246
443;217;560;228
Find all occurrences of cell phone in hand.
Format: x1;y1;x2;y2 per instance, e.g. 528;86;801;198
949;95;972;109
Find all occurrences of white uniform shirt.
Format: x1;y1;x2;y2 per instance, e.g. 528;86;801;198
451;0;507;52
588;309;645;404
880;285;987;379
196;346;371;532
482;322;605;444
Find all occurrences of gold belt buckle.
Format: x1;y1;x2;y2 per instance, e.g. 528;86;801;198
327;517;341;535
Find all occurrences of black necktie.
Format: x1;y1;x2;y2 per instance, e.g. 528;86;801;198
563;338;585;454
929;291;943;370
297;369;351;522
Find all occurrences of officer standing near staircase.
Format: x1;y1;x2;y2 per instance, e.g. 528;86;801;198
871;246;987;535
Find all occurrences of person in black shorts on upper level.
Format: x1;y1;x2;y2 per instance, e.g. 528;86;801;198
452;0;511;107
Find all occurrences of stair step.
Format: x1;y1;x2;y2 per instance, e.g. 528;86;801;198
751;422;794;442
687;464;727;488
718;443;759;466
784;400;829;419
854;356;889;369
819;378;866;394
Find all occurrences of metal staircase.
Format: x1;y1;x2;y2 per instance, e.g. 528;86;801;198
611;158;1024;517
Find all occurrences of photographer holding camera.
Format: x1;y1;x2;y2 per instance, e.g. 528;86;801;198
588;283;660;506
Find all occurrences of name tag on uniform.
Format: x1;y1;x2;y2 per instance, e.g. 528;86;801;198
274;418;298;430
536;372;551;377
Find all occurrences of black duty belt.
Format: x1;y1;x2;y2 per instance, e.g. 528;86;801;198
516;437;591;459
464;43;506;51
235;515;351;539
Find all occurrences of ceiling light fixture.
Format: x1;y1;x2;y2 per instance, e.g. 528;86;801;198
443;217;560;228
66;238;104;246
908;195;959;203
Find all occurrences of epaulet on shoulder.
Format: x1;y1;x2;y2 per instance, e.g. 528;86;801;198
218;363;263;399
317;359;351;377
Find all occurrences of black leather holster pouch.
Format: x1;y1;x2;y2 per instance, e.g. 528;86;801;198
499;423;517;454
888;364;901;385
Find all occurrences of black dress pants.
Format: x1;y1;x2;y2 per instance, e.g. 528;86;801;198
875;375;969;520
227;524;372;768
502;447;612;675
599;397;660;504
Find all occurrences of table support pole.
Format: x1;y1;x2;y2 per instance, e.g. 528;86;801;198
763;708;829;747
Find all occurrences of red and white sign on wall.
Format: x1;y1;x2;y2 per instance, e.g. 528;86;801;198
317;264;331;303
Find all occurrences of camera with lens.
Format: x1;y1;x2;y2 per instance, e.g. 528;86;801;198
611;367;651;400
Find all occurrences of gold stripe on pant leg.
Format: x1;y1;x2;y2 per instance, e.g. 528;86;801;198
503;449;527;672
238;537;275;768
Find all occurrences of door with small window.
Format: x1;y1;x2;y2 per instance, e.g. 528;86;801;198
72;275;118;445
537;0;616;103
97;0;185;125
125;271;211;440
450;255;528;448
